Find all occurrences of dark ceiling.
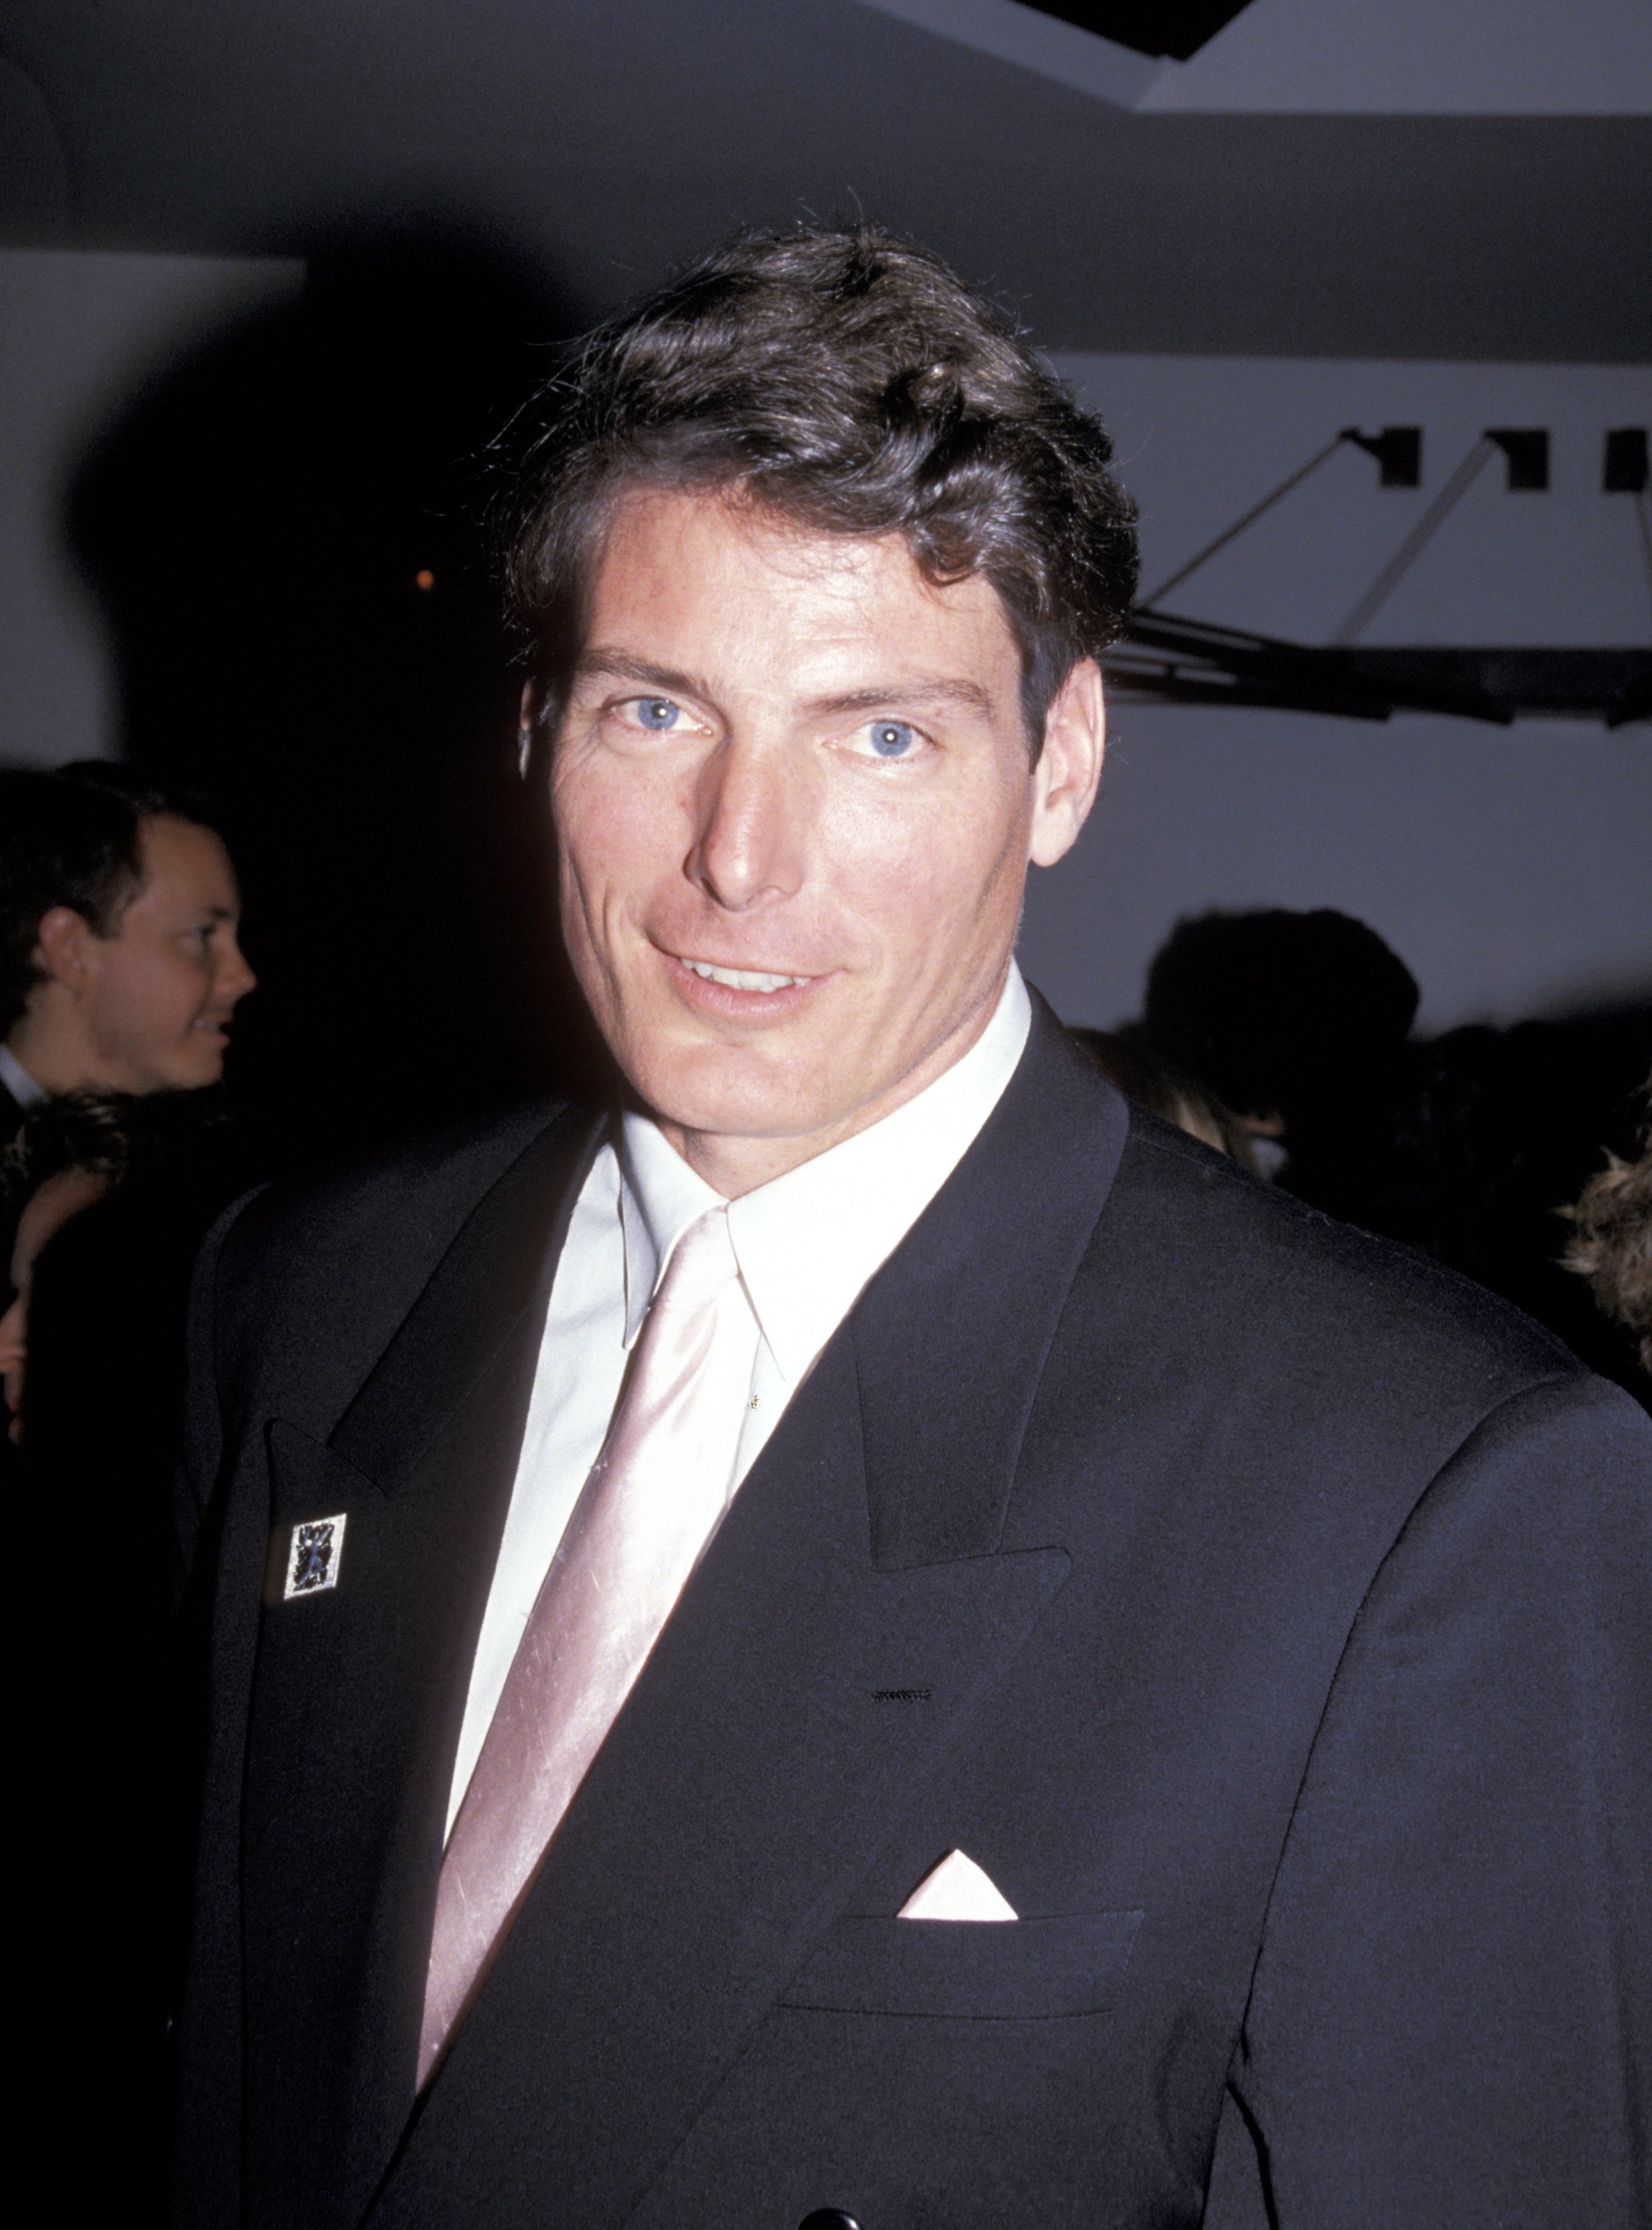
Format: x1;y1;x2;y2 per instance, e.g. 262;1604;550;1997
1029;1;1257;63
3;0;1649;359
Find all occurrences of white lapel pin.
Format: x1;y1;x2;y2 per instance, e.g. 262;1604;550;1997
898;1848;1018;1922
283;1513;348;1600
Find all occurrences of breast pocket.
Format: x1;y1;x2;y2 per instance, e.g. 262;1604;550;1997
780;1911;1143;2020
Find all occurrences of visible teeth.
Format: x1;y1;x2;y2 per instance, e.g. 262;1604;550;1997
684;960;809;993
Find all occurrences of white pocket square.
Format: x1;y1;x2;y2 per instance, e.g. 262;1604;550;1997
897;1848;1018;1922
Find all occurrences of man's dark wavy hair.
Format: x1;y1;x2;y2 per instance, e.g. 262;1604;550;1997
503;223;1139;753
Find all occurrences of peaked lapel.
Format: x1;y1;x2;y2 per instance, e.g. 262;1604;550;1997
365;1003;1129;2230
329;1101;606;1492
240;1102;604;2230
855;996;1130;1567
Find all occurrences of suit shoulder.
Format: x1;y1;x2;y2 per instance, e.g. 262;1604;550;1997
1027;1108;1614;1596
1093;1108;1579;1412
207;1099;585;1375
226;1098;573;1258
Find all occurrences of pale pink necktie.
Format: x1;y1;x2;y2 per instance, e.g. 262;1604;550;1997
418;1204;742;2087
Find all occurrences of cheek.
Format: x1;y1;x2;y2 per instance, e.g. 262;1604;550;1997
161;950;216;1024
554;762;682;953
98;943;209;1032
824;774;1026;948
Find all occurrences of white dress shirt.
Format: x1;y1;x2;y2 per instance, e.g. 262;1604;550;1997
444;964;1033;1835
0;1044;46;1110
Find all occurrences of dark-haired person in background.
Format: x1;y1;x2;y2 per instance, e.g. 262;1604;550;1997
1135;905;1419;1216
1069;1025;1254;1166
0;761;256;1143
1373;1018;1652;1398
1135;906;1652;1400
176;227;1648;2230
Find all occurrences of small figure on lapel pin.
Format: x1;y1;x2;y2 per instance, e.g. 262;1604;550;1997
284;1513;347;1600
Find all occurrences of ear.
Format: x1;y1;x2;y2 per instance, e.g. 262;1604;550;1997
517;678;539;779
30;907;99;997
1028;659;1105;869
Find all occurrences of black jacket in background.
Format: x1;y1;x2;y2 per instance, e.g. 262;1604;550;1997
175;1005;1651;2228
16;1122;262;2229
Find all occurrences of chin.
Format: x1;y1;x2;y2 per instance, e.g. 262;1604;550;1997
626;1039;832;1143
166;1052;227;1090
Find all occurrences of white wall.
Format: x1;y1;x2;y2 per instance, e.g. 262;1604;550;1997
1020;354;1652;1032
0;248;303;767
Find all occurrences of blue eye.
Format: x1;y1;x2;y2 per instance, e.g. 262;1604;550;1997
635;698;681;731
869;720;916;758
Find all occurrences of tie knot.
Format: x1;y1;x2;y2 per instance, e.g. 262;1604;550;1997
652;1205;739;1316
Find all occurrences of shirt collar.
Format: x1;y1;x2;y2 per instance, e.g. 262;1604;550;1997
618;965;1031;1378
0;1044;46;1110
617;1111;725;1345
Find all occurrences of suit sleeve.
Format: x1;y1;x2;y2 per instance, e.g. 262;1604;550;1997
1203;1372;1652;2230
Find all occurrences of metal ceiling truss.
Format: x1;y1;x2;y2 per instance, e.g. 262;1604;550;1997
1109;424;1652;725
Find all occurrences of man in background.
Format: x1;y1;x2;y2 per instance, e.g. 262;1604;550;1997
0;768;258;2223
0;761;256;1142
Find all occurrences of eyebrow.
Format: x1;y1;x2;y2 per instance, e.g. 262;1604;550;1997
802;678;997;720
574;650;714;699
575;650;997;721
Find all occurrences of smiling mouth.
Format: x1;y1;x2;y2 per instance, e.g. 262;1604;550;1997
677;957;816;995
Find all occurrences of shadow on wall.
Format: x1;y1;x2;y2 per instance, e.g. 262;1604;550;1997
61;222;611;1160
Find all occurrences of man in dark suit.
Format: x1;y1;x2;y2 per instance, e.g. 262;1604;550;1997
175;226;1649;2229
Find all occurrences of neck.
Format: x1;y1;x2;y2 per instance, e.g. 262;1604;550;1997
653;976;1005;1200
7;1006;106;1098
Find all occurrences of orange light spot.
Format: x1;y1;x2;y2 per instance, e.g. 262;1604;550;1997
415;569;435;591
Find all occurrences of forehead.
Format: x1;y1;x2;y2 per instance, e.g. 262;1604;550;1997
583;488;1020;694
132;815;237;906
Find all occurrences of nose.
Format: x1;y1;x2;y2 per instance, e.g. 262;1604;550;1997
218;930;258;1005
684;735;806;913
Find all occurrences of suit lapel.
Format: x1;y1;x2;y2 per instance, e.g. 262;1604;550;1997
240;1103;603;2230
328;1101;606;1492
855;996;1130;1568
367;1006;1129;2230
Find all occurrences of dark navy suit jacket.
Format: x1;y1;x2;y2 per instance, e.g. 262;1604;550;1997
175;1002;1651;2228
